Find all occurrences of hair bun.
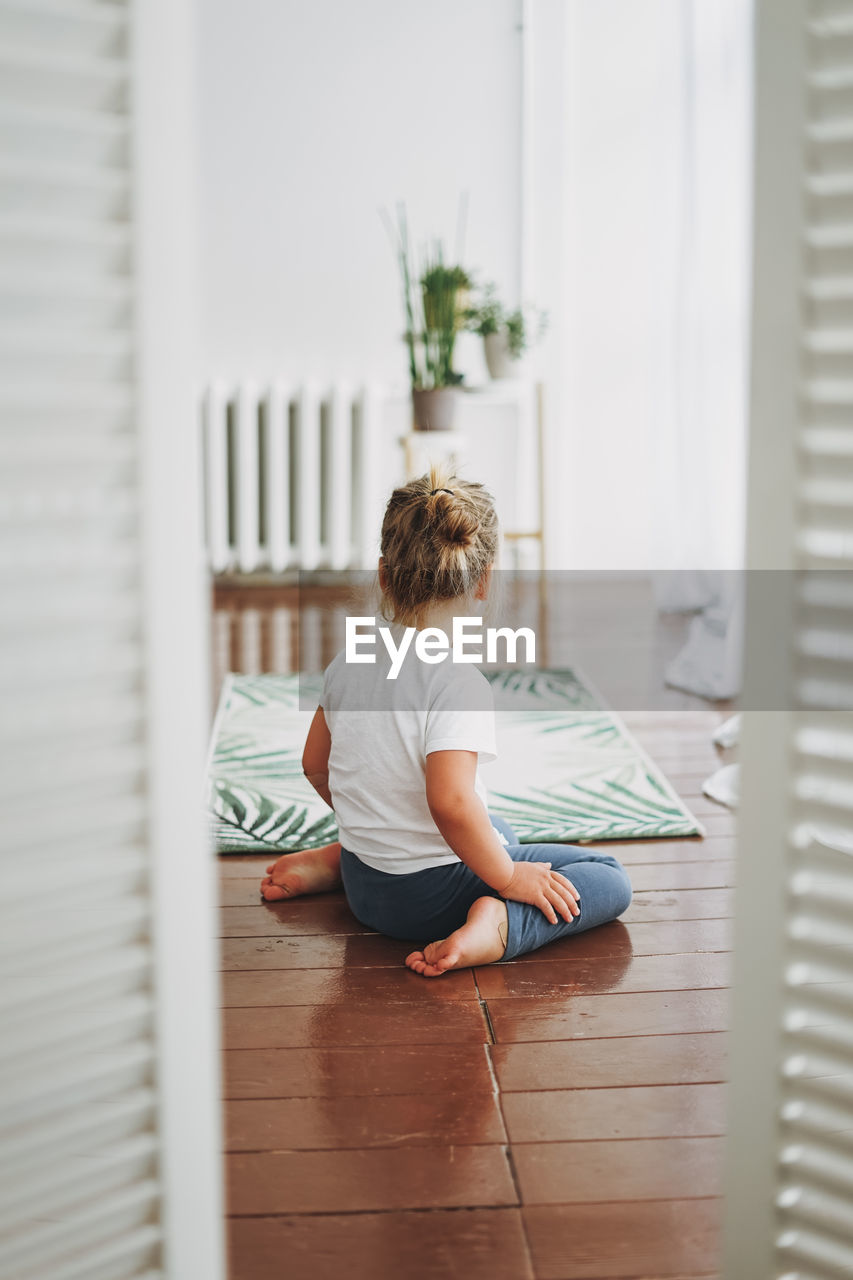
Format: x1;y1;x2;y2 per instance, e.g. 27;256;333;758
378;466;498;624
431;490;479;547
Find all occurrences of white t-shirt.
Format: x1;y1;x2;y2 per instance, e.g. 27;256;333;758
318;623;500;874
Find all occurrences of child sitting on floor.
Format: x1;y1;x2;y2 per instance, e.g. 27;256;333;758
260;467;632;977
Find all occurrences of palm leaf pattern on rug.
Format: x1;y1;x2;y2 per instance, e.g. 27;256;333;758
487;668;600;711
487;771;697;843
210;776;337;851
207;669;703;853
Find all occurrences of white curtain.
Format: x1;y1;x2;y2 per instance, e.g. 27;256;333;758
652;0;753;579
649;0;754;700
532;0;752;580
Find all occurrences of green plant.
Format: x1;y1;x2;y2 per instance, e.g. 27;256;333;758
464;282;503;337
505;308;533;358
465;282;548;357
382;204;471;389
418;256;470;387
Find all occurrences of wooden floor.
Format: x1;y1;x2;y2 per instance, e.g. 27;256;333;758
214;582;735;1280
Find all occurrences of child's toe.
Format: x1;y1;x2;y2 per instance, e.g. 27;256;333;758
261;882;287;901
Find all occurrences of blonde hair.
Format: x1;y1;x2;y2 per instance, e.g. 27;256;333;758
378;464;499;626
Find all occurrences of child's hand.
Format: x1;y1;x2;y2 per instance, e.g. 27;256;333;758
499;862;580;924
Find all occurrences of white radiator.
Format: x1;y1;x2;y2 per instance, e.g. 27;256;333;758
201;380;384;573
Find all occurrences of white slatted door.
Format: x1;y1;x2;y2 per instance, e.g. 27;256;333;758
724;2;853;1278
0;2;223;1278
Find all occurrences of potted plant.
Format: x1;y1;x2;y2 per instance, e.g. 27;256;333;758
466;283;548;379
384;206;471;430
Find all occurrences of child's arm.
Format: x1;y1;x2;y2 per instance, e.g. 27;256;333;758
302;706;333;808
425;750;579;924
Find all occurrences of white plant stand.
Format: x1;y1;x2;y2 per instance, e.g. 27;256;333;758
399;430;469;485
398;380;546;571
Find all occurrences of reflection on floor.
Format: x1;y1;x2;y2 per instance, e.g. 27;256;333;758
212;575;729;717
214;577;735;1280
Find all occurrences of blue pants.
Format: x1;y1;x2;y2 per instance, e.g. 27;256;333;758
339;814;633;962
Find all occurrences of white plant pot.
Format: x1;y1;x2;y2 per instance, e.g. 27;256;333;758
483;331;520;380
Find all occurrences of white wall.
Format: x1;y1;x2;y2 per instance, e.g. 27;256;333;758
196;0;750;575
197;0;523;386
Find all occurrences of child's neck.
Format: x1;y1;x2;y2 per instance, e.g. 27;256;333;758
391;599;478;634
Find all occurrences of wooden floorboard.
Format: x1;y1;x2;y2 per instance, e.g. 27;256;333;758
501;1082;727;1143
511;1136;724;1204
221;965;479;1007
223;1043;496;1099
587;838;736;865
474;952;731;999
491;1032;728;1092
227;1210;535;1280
624;862;735;892
215;587;736;1278
522;1199;722;1280
486;989;730;1042
225;1090;508;1151
222;1000;488;1050
226;1144;519;1215
622;888;733;921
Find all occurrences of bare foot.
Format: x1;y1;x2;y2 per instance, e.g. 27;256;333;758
405;895;508;977
260;842;342;901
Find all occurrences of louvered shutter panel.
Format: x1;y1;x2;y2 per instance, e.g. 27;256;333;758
780;4;853;1274
0;2;221;1278
725;2;853;1278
